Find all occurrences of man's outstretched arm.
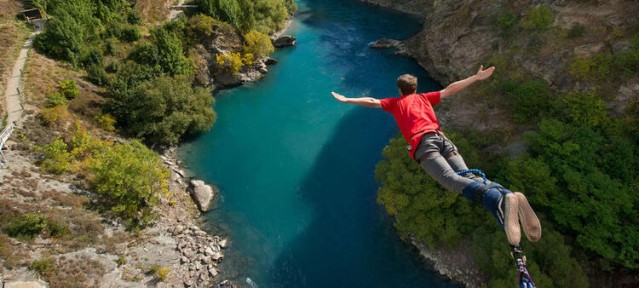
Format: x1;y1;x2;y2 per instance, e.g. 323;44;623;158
440;65;495;99
331;92;382;108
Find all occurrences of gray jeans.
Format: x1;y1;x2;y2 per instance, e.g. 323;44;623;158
414;133;486;193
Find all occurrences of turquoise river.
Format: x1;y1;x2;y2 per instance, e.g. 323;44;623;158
180;0;462;287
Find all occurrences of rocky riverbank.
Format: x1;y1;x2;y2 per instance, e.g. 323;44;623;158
0;120;235;287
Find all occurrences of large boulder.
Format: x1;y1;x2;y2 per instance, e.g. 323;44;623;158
272;35;296;48
188;180;217;212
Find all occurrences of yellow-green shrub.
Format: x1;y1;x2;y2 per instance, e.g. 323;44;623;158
243;30;274;59
216;52;244;73
40;105;70;126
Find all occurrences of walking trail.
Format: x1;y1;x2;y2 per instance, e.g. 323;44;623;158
3;32;37;125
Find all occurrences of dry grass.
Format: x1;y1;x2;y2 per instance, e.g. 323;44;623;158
0;0;23;21
23;53;79;107
38;254;107;288
23;51;109;135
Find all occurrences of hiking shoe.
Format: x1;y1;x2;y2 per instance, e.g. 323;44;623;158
500;192;521;246
514;192;542;242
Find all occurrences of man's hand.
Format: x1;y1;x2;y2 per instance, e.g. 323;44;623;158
331;91;348;103
475;65;495;80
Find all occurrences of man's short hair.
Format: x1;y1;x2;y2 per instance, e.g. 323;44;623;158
397;74;417;95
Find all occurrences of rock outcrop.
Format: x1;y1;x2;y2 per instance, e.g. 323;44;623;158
272;35;297;48
361;0;639;130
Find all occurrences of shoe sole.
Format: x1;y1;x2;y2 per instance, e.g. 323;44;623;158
515;192;542;242
503;193;521;246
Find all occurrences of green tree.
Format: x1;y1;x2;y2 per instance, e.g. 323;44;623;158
89;140;169;228
117;75;216;147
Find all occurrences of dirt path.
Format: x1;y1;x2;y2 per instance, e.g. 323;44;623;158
3;32;37;125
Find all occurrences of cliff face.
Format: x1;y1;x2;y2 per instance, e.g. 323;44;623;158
362;0;639;131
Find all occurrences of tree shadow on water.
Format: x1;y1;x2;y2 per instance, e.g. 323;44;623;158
265;107;461;288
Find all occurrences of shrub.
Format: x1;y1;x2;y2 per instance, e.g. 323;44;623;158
37;138;71;174
187;14;218;40
116;256;127;266
496;11;517;35
216;52;244;73
243;30;274;59
120;25;141;42
521;6;554;32
6;213;48;240
60;80;80;99
29;257;56;276
127;8;141;25
151;265;171;282
45;92;68;108
86;63;110;86
89;140;170;228
97;114;117;132
40;106;71;127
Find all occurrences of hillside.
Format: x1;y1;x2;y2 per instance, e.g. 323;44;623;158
0;0;294;287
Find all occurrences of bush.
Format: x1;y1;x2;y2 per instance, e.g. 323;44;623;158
496;10;517;35
120;25;141;42
151;265;171;282
89;140;170;228
60;80;80;99
37;138;71;174
40;106;71;127
216;52;244;73
86;63;110;86
97;114;117;132
6;213;48;240
521;6;554;32
243;30;274;59
29;257;56;276
45;92;68;107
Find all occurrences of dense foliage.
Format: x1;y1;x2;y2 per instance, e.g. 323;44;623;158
376;72;639;286
111;74;216;147
199;0;296;34
37;125;170;228
34;0;139;66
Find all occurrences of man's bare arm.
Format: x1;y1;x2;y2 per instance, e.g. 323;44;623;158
331;92;382;108
440;65;495;99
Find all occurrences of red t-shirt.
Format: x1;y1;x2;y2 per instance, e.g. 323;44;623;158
380;91;441;159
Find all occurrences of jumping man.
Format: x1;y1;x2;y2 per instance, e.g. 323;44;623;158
331;66;540;287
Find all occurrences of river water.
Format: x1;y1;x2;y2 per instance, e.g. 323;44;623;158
180;0;461;287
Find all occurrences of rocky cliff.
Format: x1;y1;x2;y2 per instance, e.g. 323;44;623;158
363;0;639;131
